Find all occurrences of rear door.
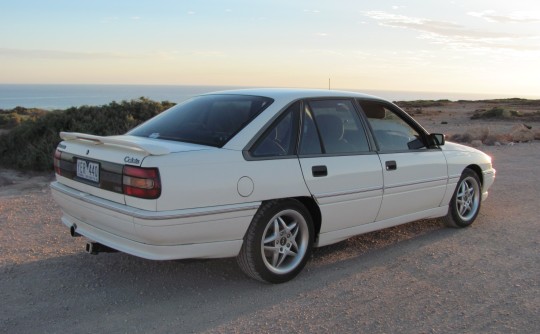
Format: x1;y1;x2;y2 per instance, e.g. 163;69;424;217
358;100;448;221
297;99;383;233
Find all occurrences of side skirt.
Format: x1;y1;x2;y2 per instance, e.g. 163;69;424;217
315;206;448;247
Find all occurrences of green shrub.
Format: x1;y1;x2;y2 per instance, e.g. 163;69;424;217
0;98;175;171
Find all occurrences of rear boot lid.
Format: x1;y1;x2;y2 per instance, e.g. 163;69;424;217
54;132;212;206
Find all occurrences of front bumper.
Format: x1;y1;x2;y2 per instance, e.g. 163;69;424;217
481;168;496;201
51;181;260;260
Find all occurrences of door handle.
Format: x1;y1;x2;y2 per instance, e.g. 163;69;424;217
385;160;397;171
312;165;328;177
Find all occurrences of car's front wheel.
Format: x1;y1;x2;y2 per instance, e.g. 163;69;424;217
443;168;482;228
237;199;314;283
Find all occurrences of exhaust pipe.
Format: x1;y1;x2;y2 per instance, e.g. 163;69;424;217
70;225;81;237
85;242;118;255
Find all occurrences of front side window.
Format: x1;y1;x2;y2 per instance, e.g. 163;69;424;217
300;99;370;155
128;95;273;147
359;100;425;151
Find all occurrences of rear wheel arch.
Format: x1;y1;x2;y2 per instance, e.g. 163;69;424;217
237;198;314;283
294;196;321;240
251;197;321;241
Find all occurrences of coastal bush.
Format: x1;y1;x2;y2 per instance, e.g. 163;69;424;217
0;107;47;129
471;107;521;119
0;98;175;171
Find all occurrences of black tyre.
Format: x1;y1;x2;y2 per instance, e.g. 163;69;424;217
443;168;482;228
237;199;314;283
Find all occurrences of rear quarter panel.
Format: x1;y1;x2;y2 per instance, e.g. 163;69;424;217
146;149;311;211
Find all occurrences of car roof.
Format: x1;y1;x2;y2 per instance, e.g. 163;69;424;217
202;88;384;101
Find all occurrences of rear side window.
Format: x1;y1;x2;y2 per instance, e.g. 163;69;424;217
128;95;273;147
300;100;370;155
251;102;300;157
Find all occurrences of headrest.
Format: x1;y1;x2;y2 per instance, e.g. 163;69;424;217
361;102;386;119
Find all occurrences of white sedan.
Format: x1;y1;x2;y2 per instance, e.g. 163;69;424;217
51;89;495;283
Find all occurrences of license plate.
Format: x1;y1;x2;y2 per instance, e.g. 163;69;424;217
76;159;100;183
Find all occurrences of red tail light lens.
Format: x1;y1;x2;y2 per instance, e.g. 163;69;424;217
122;166;161;199
54;150;62;175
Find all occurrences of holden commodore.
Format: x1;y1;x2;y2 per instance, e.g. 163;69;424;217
51;89;495;283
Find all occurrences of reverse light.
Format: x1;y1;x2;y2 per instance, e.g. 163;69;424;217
122;166;161;199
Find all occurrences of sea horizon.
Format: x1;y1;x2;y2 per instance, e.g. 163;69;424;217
0;83;538;110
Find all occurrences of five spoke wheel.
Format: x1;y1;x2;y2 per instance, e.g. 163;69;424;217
261;210;309;275
237;199;313;283
455;176;480;222
443;168;482;228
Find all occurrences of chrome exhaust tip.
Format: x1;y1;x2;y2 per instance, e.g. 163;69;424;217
70;225;81;237
85;242;118;255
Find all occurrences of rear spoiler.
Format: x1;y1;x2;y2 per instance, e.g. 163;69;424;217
59;132;170;156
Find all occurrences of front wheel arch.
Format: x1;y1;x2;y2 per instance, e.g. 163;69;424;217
443;168;482;228
465;164;484;188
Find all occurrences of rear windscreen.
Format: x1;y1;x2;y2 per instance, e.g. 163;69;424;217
128;94;273;147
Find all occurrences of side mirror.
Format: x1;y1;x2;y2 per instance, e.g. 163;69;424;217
430;133;445;146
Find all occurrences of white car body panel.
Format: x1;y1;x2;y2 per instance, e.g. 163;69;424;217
376;151;448;221
441;141;495;199
151;150;310;211
51;88;495;262
299;155;383;232
51;181;258;259
317;206;448;246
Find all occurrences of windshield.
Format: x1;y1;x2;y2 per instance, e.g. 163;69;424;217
128;94;273;147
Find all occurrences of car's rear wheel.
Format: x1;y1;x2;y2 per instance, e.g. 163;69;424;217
237;199;314;283
443;168;482;228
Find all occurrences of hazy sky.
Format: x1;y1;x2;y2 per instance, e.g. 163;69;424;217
1;0;540;97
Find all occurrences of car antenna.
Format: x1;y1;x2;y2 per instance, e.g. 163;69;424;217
328;78;331;90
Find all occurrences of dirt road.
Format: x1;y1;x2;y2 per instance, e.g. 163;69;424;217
1;142;539;333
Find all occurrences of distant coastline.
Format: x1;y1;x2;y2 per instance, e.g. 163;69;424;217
1;84;537;110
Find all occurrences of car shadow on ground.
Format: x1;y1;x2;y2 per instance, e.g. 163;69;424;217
0;217;463;332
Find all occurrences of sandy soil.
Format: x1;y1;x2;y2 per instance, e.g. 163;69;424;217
0;107;539;332
398;100;540;139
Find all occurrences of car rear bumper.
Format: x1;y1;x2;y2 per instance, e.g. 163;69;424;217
51;181;260;260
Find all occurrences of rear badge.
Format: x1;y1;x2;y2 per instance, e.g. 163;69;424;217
124;156;140;164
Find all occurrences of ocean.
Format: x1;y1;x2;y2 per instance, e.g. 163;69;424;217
0;84;529;110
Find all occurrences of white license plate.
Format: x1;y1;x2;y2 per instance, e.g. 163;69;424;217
76;159;100;183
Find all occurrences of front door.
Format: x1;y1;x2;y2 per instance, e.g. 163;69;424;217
358;100;447;221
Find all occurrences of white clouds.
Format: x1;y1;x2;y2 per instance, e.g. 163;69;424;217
303;9;320;14
363;11;540;52
468;10;540;23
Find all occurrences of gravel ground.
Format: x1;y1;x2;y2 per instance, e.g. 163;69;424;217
1;142;539;333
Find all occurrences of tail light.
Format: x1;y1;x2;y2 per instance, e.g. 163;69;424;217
54;150;63;175
123;166;161;199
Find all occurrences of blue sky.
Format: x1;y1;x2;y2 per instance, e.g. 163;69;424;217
1;0;540;97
